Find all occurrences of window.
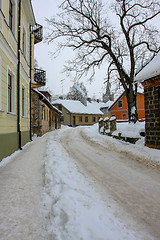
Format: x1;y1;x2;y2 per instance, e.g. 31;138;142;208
122;113;126;118
79;116;82;122
118;100;122;108
22;27;27;57
8;0;16;35
22;87;25;117
8;73;12;112
85;116;88;122
7;70;15;113
9;0;13;30
42;105;45;120
92;116;96;122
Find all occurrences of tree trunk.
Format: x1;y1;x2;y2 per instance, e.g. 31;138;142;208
126;84;138;123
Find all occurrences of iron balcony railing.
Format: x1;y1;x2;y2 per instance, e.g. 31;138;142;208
32;23;43;44
34;68;46;85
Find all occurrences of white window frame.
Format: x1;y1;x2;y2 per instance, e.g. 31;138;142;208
7;67;15;114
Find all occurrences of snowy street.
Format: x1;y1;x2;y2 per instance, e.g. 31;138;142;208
0;125;160;240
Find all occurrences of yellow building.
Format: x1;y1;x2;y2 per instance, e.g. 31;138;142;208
0;0;44;161
52;99;103;127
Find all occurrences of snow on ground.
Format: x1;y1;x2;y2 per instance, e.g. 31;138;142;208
87;122;160;167
0;123;160;240
112;121;145;138
43;130;139;240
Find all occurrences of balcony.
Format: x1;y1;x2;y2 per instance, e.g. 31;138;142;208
32;23;43;44
31;68;46;88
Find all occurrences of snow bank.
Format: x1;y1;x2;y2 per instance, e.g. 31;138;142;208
112;121;145;138
85;123;160;167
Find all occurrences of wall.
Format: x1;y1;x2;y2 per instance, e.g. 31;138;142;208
0;0;35;161
142;76;160;149
110;94;145;120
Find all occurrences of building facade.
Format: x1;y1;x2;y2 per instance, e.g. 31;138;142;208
135;53;160;149
0;0;43;161
53;99;103;127
31;90;61;136
108;92;145;122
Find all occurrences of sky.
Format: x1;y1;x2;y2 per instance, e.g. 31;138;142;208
31;0;107;99
31;0;160;100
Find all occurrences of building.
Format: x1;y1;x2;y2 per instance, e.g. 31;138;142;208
108;92;145;122
52;99;103;126
135;53;160;149
31;90;61;136
0;0;44;161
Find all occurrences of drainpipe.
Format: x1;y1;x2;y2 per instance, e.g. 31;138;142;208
17;0;22;150
29;25;32;141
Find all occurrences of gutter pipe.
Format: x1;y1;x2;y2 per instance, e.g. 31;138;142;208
17;0;22;150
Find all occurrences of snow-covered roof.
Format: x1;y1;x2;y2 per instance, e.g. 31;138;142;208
135;53;160;82
52;99;103;115
99;101;114;109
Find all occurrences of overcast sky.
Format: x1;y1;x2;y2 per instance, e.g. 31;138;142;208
32;0;108;99
31;0;160;99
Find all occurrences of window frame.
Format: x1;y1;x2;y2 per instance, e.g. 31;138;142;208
8;73;12;112
22;26;27;58
92;116;96;122
9;0;13;31
8;0;16;35
22;86;25;117
79;116;82;123
118;100;122;108
85;116;88;123
7;69;15;114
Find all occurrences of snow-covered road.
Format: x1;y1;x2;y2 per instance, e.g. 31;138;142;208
0;125;160;240
59;127;160;240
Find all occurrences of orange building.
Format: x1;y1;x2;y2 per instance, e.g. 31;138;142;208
108;92;145;122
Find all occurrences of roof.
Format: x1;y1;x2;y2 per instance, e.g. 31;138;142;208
52;99;103;115
135;53;160;82
33;89;62;114
99;101;114;109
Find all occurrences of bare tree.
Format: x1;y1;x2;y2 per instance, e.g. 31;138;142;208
46;0;160;122
66;82;88;105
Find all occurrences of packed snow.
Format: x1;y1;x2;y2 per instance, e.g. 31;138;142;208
0;123;160;240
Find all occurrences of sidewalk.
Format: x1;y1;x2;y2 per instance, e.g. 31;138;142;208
0;135;48;240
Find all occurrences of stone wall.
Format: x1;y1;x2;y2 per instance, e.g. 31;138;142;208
143;82;160;149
